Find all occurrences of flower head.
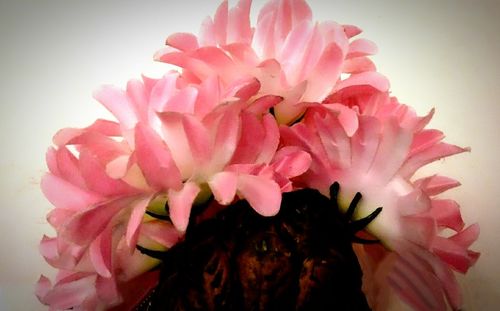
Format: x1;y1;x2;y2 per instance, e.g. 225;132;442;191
155;0;389;124
281;93;479;310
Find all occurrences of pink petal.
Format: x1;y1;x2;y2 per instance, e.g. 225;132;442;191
35;275;52;303
134;123;182;190
414;175;461;196
182;114;213;165
149;72;178;112
450;223;480;249
108;271;160;311
255;113;280;164
213;0;228;45
93;85;137;129
347;38;378;58
400;143;470;178
168;182;201;232
409;129;445;157
95;275;121;306
271;146;312;179
342;56;376;74
343;24;362;38
211;106;241;167
164;85;198;114
246;95;283;115
227;0;252;44
79;148;138;196
387;254;447;311
431;237;475;273
61;198;129;246
125;196;152;248
41;174;102;210
237;174;281;216
166;32;199;51
42;274;97;310
126;79;148;124
400;215;436;248
428;199;464;231
55;146;86;188
89;225;113;278
329;71;390;103
208;171;238;205
140;221;181;248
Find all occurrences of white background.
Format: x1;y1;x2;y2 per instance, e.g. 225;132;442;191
0;0;499;310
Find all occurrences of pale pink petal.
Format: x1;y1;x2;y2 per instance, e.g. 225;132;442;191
168;182;201;231
347;38;378;58
227;0;252;44
125;196;152;248
89;225;113;278
42;274;97;310
93;85;137;129
211;106;241;168
400;143;470;178
271;146;312;178
409;129;445;157
342;56;376;74
213;0;228;45
126;79;148;124
35;275;52;303
208;171;238;205
41;174;102;211
149;72;179;112
134;122;182;190
79;148;138;196
140;221;181;248
237;174;281;216
166;32;199;51
414;175;461;196
61;198;129;246
428;199;464;231
343;24;362;38
95;275;122;306
182;114;213;165
255;113;280;164
164;85;198;114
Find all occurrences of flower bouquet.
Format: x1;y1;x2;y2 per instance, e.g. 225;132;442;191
36;1;479;310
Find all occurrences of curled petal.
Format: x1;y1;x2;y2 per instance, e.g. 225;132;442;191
237;174;281;216
209;171;238;205
168;182;201;232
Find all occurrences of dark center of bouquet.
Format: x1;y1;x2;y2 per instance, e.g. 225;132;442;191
137;183;381;311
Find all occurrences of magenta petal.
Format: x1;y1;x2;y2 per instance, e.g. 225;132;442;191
168;182;201;232
166;32;199;51
135;123;182;190
237;174;281;216
209;171;238;205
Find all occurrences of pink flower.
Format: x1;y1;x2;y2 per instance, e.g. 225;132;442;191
38;72;311;310
155;0;389;124
281;94;479;310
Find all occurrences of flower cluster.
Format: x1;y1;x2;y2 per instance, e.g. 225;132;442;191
37;1;478;310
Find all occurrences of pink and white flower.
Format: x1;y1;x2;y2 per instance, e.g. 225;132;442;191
38;71;311;310
280;94;479;310
155;0;389;124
